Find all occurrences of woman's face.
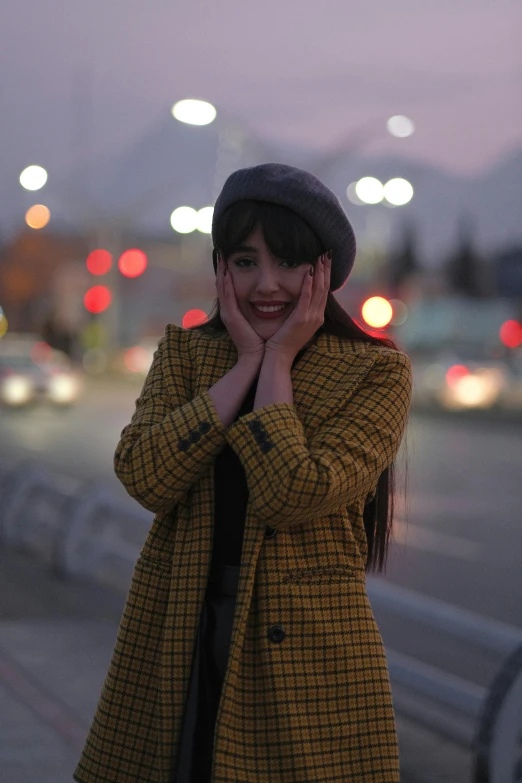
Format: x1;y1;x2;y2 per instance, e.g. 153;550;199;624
225;226;311;340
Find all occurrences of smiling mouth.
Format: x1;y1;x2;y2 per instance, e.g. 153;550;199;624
250;303;291;316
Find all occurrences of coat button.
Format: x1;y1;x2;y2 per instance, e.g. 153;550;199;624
198;421;211;434
248;420;262;432
264;525;277;539
255;430;268;442
261;442;274;453
178;439;191;451
267;624;286;644
189;431;201;443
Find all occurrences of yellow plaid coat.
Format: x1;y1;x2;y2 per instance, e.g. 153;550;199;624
74;323;412;783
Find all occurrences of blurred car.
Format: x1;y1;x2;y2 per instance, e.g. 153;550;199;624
411;344;513;411
0;336;83;407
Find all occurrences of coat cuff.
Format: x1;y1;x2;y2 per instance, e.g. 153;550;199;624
176;389;228;452
224;402;306;519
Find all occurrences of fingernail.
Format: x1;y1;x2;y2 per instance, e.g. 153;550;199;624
309;266;314;276
327;250;332;260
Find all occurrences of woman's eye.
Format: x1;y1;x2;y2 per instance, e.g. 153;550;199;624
234;258;300;268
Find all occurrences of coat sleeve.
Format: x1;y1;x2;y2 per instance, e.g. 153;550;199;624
224;348;412;530
114;324;227;513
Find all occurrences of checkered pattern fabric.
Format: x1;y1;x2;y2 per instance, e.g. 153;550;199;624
73;323;412;783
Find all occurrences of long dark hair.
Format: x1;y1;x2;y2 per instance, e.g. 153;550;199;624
188;199;408;574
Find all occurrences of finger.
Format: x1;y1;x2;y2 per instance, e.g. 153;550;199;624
320;252;329;287
309;255;326;321
309;254;324;303
300;262;315;307
222;263;239;309
325;251;332;291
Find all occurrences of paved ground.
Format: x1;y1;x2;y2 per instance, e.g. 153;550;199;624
0;547;473;783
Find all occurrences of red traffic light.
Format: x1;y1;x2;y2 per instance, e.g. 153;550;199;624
118;249;147;278
86;249;112;275
84;285;112;313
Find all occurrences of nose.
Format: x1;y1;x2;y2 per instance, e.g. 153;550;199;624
254;265;281;293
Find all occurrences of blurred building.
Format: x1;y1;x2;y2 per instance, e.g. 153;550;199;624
0;230;88;332
0;226;216;350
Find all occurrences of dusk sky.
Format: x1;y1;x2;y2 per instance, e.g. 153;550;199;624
2;0;521;185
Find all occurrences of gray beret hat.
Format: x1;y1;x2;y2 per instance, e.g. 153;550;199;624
211;163;356;292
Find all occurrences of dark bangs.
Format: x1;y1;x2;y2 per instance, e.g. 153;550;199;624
213;200;324;266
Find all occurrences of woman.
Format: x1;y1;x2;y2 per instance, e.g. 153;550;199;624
74;164;412;783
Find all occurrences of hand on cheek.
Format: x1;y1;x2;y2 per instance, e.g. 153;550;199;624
264;251;332;360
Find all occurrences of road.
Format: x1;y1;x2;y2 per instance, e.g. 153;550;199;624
2;375;521;626
1;374;521;781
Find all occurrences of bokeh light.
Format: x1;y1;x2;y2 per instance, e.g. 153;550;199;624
361;296;393;328
25;204;50;229
500;320;522;348
19;165;48;191
446;364;470;388
86;249;113;275
172;99;217;126
389;299;408;326
346;182;365;206
355;177;384;205
124;346;152;373
196;206;214;234
171;206;198;233
118;249;148;278
387;115;415;138
84;285;112;314
182;309;208;328
383;178;414;206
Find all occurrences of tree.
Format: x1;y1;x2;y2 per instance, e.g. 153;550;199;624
444;215;488;297
386;220;422;296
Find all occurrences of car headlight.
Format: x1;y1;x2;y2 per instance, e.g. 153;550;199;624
1;375;34;405
47;373;80;403
441;369;506;409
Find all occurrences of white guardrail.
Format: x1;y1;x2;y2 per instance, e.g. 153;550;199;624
0;457;521;783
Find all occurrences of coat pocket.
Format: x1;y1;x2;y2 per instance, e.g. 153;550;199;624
137;550;173;574
281;564;359;585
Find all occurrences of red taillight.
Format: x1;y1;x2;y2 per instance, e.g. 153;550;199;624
446;364;469;388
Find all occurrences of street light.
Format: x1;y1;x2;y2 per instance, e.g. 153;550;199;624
362;296;394;329
25;204;51;229
171;99;217;126
19;165;48;191
348;177;414;206
386;115;415;138
170;206;213;234
355;177;384;205
383;178;414;206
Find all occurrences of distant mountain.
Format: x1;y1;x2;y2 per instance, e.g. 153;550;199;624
2;112;521;265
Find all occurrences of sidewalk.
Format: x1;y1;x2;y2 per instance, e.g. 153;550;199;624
0;548;472;783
